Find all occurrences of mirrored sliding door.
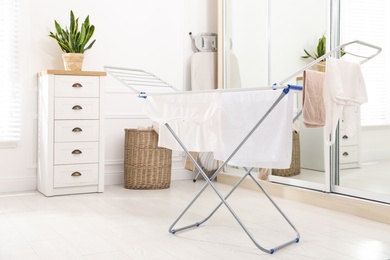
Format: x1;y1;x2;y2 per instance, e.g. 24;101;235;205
220;0;330;192
332;0;390;203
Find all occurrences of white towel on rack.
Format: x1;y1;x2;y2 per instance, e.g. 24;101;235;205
145;92;222;152
214;90;293;168
323;57;367;145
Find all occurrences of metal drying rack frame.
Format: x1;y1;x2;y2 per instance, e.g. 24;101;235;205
103;40;381;255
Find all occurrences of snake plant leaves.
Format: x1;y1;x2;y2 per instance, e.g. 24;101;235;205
49;10;96;53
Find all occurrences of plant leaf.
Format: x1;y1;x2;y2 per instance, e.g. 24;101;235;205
49;10;96;53
302;49;315;60
82;39;96;53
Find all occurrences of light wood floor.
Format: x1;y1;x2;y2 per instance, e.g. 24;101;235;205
0;181;389;259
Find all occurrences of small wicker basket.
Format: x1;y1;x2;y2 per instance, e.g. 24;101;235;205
272;131;301;177
124;129;172;189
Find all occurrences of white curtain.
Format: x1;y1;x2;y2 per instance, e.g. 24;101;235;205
0;0;21;144
341;0;390;126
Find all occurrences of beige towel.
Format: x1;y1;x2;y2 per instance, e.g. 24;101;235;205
302;70;326;128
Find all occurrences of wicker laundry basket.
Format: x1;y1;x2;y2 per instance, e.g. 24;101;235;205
124;129;172;189
272;131;301;177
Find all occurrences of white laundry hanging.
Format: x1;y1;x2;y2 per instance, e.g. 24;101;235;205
145;91;222;152
145;89;293;169
213;89;293;168
323;57;367;145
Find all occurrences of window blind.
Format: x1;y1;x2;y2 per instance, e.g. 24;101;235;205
341;0;390;126
0;0;21;144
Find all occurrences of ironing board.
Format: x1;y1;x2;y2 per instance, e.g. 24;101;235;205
104;40;381;254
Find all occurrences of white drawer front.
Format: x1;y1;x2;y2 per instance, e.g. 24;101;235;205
340;146;359;164
54;163;99;188
55;75;100;98
54;142;99;165
339;130;358;146
55;98;99;119
55;120;99;142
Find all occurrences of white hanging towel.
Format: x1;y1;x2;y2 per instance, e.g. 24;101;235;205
145;92;222;152
214;90;293;168
323;57;367;145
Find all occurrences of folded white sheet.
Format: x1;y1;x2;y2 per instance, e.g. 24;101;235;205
145;89;293;168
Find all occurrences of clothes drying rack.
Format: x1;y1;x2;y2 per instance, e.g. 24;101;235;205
104;40;381;254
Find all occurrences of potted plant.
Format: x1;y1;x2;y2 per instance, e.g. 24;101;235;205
302;35;326;72
302;35;327;61
49;10;96;71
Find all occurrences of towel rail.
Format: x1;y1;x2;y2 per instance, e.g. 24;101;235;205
278;40;382;85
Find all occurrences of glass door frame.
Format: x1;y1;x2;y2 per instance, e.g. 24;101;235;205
330;0;390;204
268;0;337;193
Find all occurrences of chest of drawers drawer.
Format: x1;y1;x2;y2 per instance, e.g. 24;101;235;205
54;164;99;188
339;130;358;146
54;142;99;165
55;98;99;119
339;146;359;164
55;75;100;97
55;120;99;142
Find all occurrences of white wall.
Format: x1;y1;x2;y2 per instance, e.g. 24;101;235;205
0;0;218;193
269;0;328;84
228;0;328;87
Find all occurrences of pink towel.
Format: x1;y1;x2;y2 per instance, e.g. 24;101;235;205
302;70;326;128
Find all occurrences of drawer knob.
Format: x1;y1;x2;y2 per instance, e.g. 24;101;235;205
72;127;83;132
72;83;83;88
72;105;83;110
342;152;349;156
342;135;349;139
72;149;82;155
71;171;82;177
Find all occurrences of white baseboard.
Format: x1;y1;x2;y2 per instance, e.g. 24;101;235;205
0;160;195;193
0;177;37;193
104;167;196;186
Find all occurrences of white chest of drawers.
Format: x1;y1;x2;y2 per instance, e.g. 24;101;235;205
37;70;106;196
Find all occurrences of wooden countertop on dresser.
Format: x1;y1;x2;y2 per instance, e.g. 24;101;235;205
38;70;107;77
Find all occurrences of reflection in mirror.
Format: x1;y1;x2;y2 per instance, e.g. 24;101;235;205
225;0;269;88
336;0;390;198
223;0;328;188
